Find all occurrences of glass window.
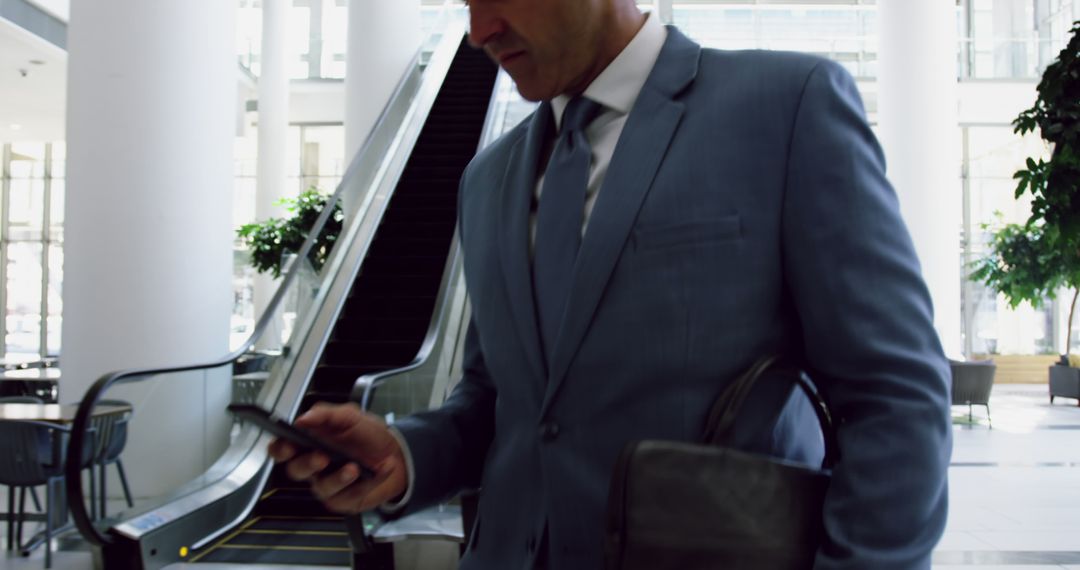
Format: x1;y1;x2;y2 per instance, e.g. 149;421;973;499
237;0;263;73
0;143;63;360
233;136;259;229
964;126;1056;356
46;244;61;357
323;2;349;79
8;178;44;241
5;243;43;361
8;143;46;243
300;125;346;193
290;5;312;79
288;125;303;194
672;4;878;79
50;179;65;234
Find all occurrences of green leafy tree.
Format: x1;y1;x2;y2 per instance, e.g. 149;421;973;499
237;188;344;278
972;21;1080;359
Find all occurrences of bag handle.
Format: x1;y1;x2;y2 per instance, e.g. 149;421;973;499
702;355;839;469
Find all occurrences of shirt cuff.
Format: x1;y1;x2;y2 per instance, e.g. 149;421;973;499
379;426;415;513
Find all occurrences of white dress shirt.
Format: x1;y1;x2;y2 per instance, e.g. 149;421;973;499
532;11;667;247
384;11;667;513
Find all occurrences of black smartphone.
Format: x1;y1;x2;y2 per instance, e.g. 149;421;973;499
228;403;375;479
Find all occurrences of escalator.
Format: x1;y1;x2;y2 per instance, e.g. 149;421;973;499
186;38;498;566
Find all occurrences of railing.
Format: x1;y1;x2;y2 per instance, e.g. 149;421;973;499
354;69;532;419
63;15;467;562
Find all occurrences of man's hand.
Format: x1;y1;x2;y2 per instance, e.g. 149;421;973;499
267;402;408;514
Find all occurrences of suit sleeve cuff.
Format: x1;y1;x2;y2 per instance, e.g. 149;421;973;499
378;426;415;514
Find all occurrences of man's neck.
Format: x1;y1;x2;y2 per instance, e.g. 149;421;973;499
563;7;648;98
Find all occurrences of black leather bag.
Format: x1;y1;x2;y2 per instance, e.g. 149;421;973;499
604;356;838;570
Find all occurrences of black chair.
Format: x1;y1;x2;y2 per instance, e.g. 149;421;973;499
91;400;134;518
0;419;94;568
0;397;45;519
949;359;996;428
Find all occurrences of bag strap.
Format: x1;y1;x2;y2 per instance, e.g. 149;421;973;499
702;355;839;469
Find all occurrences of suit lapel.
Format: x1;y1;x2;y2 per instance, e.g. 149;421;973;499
542;28;702;414
498;102;553;380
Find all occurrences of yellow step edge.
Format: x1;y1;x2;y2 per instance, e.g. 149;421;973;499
244;529;348;536
187;517;262;563
258;515;345;521
217;544;352;552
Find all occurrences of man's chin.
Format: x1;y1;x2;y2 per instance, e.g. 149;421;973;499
509;78;554;102
514;89;545;103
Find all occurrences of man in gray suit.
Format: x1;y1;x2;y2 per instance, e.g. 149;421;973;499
271;0;953;568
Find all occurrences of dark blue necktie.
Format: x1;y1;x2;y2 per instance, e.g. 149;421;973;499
533;97;603;362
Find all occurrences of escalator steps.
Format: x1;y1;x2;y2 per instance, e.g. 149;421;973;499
252;517;347;532
191;515;350;566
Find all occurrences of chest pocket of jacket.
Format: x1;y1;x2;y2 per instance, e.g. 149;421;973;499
632;215;742;253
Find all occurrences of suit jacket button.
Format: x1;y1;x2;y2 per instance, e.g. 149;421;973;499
539;422;560;442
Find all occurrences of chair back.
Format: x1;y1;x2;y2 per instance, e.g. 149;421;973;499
949;360;996;405
94;399;132;463
0;420;63;486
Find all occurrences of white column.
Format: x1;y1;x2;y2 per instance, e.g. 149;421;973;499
344;0;421;160
878;0;962;357
254;0;292;350
63;0;236;497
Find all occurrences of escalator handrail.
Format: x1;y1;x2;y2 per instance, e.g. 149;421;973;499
354;238;463;411
353;70;509;413
64;46;428;549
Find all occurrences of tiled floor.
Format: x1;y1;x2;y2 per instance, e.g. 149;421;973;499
935;384;1080;569
3;384;1080;569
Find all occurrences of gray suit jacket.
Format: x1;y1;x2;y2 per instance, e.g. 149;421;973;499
394;27;952;569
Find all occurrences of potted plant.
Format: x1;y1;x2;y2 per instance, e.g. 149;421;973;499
237;188;344;278
971;21;1080;404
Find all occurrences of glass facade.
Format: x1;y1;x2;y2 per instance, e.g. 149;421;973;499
0;143;63;362
672;3;879;79
961;126;1058;356
237;0;350;80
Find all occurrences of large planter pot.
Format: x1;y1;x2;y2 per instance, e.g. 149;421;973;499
1049;364;1080;405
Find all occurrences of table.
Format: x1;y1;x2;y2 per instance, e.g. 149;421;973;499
0;368;60;403
0;401;129;423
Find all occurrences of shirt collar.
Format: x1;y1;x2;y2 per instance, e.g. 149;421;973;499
551;11;667;130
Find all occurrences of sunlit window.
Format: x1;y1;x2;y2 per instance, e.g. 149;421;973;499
0;143;61;362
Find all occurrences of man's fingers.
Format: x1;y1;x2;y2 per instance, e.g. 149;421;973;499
312;464;400;514
266;401;406;514
282;451;331;482
295;402;365;431
311;465;380;514
267;439;297;462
